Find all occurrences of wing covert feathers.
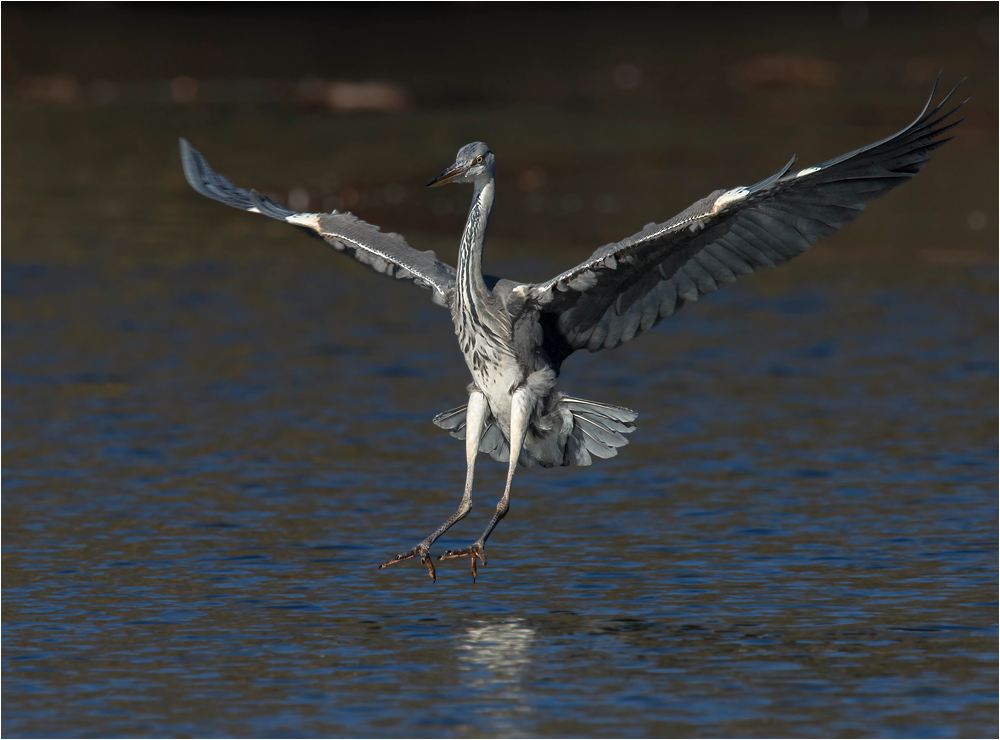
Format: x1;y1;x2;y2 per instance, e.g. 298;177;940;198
179;139;456;306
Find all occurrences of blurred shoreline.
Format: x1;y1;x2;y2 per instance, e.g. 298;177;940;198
3;3;996;272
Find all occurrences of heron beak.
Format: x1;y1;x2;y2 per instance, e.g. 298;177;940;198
426;163;464;188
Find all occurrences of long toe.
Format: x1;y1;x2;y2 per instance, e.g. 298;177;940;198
379;545;436;582
439;542;486;582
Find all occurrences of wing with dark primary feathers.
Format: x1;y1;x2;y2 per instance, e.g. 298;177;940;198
179;139;457;307
521;80;966;365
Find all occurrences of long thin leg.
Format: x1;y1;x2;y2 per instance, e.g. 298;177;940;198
378;389;488;581
440;386;532;581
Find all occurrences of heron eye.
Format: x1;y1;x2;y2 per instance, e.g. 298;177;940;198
476;155;483;164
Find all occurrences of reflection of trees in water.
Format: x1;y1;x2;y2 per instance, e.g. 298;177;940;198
456;620;536;734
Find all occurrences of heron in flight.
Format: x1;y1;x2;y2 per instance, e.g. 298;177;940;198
180;81;963;581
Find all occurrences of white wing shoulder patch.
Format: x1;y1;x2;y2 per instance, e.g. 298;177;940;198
285;213;322;230
711;187;749;214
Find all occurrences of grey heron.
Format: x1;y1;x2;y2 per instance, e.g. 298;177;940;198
180;81;964;582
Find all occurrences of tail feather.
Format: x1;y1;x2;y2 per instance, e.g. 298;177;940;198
573;410;635;435
573;415;630;449
561;396;639;420
479;421;510;462
562;395;637;467
432;405;467;433
433;394;637;468
432;405;510;462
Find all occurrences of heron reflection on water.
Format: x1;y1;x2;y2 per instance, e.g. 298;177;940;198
180;81;964;582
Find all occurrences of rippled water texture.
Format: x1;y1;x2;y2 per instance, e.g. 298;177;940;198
3;5;998;738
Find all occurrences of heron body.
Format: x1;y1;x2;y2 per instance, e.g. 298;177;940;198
440;151;635;473
180;81;964;581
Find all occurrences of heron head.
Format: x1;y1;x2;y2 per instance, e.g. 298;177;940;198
427;142;494;187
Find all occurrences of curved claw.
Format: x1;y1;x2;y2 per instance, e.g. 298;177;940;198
379;546;436;582
439;543;486;582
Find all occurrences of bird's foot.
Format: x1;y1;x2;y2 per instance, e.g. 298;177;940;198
379;544;436;582
439;542;486;582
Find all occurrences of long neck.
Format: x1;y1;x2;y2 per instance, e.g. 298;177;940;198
456;177;495;305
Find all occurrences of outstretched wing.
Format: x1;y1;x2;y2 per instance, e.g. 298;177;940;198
179;139;457;307
522;81;966;363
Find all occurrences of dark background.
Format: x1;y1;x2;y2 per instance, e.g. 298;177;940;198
3;3;997;738
3;2;997;267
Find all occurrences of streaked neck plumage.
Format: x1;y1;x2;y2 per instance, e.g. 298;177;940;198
456;176;496;306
